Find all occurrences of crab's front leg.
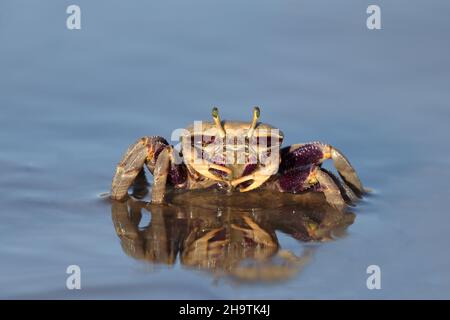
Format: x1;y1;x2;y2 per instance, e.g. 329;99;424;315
267;165;347;210
266;141;365;209
230;166;277;192
231;157;280;192
111;136;185;203
280;142;364;195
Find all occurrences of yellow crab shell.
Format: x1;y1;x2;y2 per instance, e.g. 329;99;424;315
179;108;284;191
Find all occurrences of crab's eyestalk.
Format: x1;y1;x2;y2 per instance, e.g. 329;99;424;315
212;107;226;138
247;106;260;138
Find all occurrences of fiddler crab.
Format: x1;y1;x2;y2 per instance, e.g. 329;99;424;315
111;107;365;209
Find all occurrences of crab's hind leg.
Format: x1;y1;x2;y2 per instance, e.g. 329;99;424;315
111;136;169;201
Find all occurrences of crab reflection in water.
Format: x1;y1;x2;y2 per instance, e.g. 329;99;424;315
110;190;355;282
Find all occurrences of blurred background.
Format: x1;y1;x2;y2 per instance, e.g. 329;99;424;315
0;0;449;298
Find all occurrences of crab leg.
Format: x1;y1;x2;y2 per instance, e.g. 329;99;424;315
320;168;359;205
150;147;171;203
230;172;271;192
328;146;364;195
267;165;347;210
231;161;279;192
192;162;232;181
281;142;364;195
315;169;347;210
111;136;169;201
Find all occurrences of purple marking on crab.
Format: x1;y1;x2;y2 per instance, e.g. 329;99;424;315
242;163;257;177
110;108;364;208
208;154;228;177
153;146;165;163
145;138;170;173
277;166;314;193
280;144;323;172
209;228;226;242
169;164;187;186
234;163;259;189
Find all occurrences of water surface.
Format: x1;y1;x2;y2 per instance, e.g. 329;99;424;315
1;0;450;299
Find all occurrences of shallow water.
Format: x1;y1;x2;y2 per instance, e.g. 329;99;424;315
1;0;450;299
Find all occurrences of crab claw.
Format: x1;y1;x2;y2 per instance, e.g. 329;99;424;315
231;162;278;192
231;174;270;192
329;147;364;195
193;162;232;181
315;168;347;210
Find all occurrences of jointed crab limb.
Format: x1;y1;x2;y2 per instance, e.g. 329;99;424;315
111;139;152;200
328;146;364;195
265;163;348;209
281;142;364;196
111;136;168;201
315;169;347;210
192;161;232;182
231;161;279;192
231;172;270;192
151;147;171;203
321;168;359;205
